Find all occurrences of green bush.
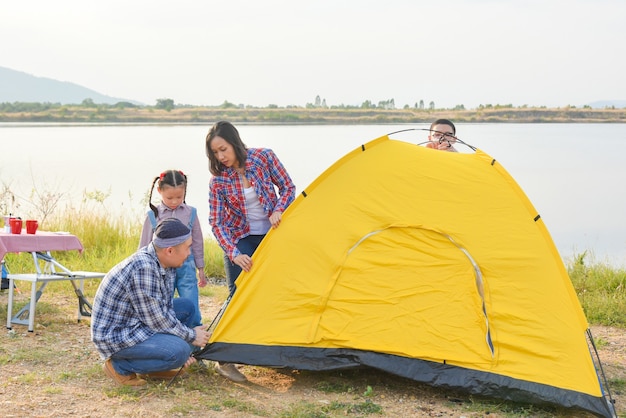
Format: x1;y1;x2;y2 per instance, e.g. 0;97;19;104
568;252;626;327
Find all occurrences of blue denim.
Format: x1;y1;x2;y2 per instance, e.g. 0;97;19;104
224;234;265;294
110;297;196;375
175;254;202;327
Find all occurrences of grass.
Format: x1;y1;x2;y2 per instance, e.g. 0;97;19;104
568;251;626;327
278;399;383;417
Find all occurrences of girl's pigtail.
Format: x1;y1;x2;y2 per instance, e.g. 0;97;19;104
180;171;188;203
148;176;160;218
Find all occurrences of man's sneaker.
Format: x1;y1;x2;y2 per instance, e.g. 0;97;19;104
103;359;146;386
215;362;247;382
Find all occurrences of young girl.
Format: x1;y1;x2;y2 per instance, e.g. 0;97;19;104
139;170;207;327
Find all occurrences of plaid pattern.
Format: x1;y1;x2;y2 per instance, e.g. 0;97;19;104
209;148;295;261
90;244;196;360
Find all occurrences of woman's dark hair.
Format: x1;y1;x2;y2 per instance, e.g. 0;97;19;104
205;121;248;176
148;170;187;217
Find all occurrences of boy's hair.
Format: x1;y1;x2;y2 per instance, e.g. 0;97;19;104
430;119;456;135
148;170;187;217
205;121;248;176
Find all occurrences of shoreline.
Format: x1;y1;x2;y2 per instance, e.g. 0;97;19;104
2;106;626;124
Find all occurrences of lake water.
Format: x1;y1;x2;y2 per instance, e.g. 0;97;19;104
2;122;625;267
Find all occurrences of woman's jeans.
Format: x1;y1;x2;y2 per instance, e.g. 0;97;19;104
224;234;265;294
175;254;202;327
110;297;196;375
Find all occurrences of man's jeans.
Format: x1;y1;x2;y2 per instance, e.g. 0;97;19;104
109;297;196;375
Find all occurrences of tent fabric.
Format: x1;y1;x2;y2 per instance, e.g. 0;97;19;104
198;136;615;417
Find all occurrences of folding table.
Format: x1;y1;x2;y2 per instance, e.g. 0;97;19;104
1;231;106;332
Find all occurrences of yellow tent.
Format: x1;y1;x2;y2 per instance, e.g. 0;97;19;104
199;135;615;417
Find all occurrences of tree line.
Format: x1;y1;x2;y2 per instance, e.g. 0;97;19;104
1;97;625;124
2;95;623;113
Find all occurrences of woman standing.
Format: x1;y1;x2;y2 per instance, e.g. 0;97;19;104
206;121;296;381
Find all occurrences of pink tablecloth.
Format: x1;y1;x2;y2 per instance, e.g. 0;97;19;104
0;231;84;261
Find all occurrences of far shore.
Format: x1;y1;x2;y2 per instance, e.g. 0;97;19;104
2;105;626;124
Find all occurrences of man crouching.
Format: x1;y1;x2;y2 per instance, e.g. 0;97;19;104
91;218;211;386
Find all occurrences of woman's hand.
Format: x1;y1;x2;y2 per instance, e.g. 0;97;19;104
269;211;283;228
233;254;253;272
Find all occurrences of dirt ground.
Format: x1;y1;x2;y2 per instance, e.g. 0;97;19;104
0;287;624;418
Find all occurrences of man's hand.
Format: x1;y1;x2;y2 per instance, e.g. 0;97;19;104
192;326;211;347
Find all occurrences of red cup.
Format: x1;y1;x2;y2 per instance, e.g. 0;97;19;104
10;218;23;234
26;219;39;234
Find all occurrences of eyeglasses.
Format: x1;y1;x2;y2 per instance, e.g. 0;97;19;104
430;131;457;143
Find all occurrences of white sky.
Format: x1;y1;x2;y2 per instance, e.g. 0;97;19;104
1;0;624;109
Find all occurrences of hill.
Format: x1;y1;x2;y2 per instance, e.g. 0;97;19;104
0;66;140;105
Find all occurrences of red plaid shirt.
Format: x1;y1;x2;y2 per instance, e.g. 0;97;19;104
209;148;296;261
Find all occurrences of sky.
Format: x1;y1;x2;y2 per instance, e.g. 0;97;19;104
1;0;625;109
